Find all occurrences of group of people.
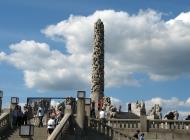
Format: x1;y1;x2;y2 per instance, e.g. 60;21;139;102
12;104;31;127
11;102;65;136
46;106;64;134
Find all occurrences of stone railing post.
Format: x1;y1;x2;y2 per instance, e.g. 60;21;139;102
65;97;75;114
140;115;148;132
76;98;85;130
76;91;86;140
10;97;19;129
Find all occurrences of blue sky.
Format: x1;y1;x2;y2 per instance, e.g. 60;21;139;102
1;0;190;117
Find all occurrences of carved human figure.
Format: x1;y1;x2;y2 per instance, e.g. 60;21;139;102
140;101;146;116
109;105;117;118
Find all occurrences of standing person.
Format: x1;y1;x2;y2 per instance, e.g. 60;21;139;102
90;102;96;118
99;108;106;126
37;104;44;127
12;105;18;127
47;116;56;135
23;106;28;125
139;133;144;140
17;106;23;126
56;107;64;124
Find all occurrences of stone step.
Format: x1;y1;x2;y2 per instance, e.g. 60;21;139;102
5;127;48;140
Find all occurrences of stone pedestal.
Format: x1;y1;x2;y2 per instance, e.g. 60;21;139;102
76;98;85;130
76;98;85;140
140;115;148;132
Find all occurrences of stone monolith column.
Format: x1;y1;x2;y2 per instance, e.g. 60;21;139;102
91;19;104;109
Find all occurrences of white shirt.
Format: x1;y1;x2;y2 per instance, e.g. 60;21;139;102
37;107;44;117
99;110;105;119
47;119;55;129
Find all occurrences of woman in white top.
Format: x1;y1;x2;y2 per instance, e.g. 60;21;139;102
47;116;56;134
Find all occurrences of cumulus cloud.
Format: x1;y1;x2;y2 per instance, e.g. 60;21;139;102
42;9;190;86
1;9;190;90
2;40;89;90
0;52;6;61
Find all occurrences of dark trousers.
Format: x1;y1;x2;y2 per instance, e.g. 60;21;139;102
23;115;27;125
38;116;43;127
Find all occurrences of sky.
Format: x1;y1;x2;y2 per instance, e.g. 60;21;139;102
1;0;190;118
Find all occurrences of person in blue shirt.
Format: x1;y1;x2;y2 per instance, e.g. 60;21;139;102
139;133;144;140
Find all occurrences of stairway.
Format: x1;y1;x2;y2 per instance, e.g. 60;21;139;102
3;127;48;140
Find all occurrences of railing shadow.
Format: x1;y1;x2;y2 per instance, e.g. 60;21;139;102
89;118;136;140
0;112;18;140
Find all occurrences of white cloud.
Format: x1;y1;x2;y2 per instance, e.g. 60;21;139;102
2;40;88;90
0;52;6;61
42;9;190;87
1;9;190;90
145;97;185;111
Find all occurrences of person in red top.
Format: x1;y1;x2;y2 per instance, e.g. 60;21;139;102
98;98;103;111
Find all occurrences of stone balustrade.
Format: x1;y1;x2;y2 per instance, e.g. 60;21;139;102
149;119;190;131
89;118;136;140
0;112;10;134
107;119;140;129
90;117;190;133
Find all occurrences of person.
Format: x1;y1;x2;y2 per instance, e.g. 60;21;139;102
17;106;23;126
56;107;64;124
37;105;44;127
47;115;56;135
12;105;18;127
23;105;28;125
90;108;96;118
99;108;106;126
90;102;96;118
133;130;140;139
139;133;144;140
